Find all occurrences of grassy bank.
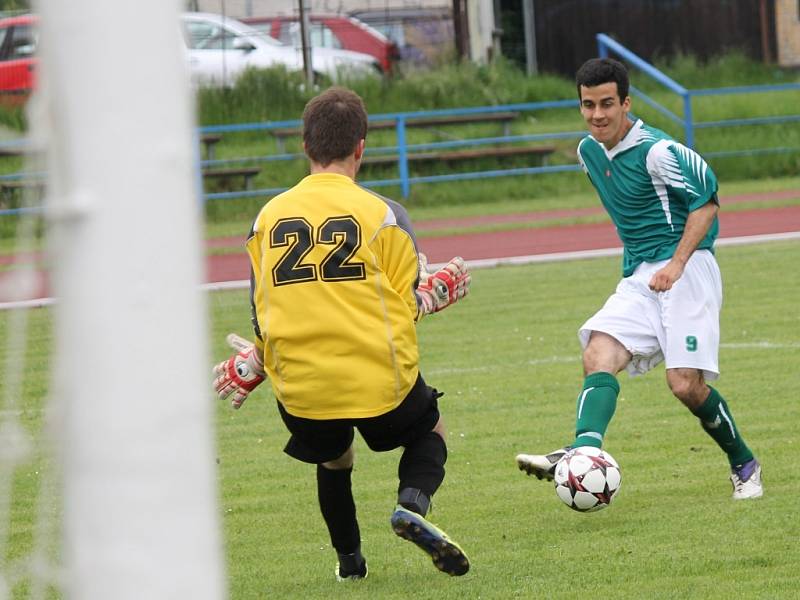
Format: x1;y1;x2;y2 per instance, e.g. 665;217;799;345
4;240;799;598
0;52;798;243
194;52;799;220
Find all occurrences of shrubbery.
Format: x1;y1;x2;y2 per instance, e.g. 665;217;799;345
195;58;575;125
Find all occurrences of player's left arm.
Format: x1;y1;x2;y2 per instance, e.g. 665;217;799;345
374;200;470;320
415;255;471;316
376;224;421;315
647;141;719;291
649;200;718;291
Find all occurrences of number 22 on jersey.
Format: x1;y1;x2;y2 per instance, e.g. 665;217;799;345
269;216;366;286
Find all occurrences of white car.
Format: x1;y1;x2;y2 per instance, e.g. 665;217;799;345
181;12;380;86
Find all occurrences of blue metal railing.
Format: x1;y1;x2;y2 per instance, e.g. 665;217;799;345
596;33;696;147
2;36;799;215
195;99;582;199
0;100;582;214
596;33;800;153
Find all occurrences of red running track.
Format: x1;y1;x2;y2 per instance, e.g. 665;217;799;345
2;203;800;302
206;205;800;283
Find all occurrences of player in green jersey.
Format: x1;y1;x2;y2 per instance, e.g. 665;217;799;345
515;57;762;500
213;87;472;580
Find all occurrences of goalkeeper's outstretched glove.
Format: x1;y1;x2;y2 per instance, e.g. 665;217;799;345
416;256;471;315
212;333;265;409
418;251;432;282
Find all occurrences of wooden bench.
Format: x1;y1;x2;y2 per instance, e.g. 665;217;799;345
202;166;261;191
270;111;520;152
200;133;223;160
361;145;557;167
0;146;26;158
0;179;45;208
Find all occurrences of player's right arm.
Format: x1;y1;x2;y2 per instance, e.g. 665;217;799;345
212;220;268;409
212;333;265;409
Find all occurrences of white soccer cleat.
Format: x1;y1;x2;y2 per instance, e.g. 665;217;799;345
731;458;763;500
516;447;570;481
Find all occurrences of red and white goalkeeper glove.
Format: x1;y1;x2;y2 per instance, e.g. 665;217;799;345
212;333;265;409
416;256;471;315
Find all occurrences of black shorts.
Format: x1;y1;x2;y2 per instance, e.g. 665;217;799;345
277;373;442;464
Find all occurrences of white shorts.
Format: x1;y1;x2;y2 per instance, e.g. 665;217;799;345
579;250;722;380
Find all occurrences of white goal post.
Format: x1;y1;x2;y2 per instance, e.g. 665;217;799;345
36;0;225;598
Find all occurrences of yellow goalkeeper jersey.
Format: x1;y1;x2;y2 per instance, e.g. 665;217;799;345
247;173;422;419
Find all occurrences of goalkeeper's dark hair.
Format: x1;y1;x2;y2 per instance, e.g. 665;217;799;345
576;57;629;102
303;86;368;167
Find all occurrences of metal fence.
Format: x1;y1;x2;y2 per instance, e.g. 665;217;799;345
597;33;800;155
197;28;800;203
197;100;583;202
2;34;799;216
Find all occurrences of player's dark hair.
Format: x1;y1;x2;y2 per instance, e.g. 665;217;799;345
302;87;368;166
576;58;629;102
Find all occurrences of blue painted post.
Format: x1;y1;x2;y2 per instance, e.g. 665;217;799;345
683;92;695;149
396;116;410;198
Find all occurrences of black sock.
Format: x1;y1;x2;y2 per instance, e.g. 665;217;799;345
336;545;367;577
397;432;447;515
317;465;359;554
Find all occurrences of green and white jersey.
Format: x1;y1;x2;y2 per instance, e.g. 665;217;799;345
577;119;719;276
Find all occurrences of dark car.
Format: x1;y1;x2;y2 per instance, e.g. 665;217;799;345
0;14;38;103
241;14;399;74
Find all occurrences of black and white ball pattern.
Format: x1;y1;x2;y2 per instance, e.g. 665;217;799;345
554;446;621;512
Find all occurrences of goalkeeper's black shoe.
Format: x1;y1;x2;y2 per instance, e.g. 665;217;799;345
334;549;368;582
516;447;570;481
390;506;469;576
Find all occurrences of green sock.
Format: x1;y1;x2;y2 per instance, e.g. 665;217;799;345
572;372;620;449
693;386;753;467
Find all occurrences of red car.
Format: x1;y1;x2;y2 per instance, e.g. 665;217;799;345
241;14;399;74
0;14;37;102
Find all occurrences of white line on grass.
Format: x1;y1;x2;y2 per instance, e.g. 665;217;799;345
428;355;580;376
721;341;800;349
2;231;799;310
0;297;55;310
197;231;800;290
426;341;799;376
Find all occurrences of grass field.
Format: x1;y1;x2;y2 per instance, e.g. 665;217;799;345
4;239;797;598
204;241;799;599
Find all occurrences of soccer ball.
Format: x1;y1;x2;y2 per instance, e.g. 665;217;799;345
553;446;621;512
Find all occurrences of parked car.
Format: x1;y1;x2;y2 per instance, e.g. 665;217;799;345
349;7;454;67
0;14;38;103
0;12;378;101
240;14;399;75
181;12;381;86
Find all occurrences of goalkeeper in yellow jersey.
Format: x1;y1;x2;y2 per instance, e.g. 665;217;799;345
213;87;471;581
